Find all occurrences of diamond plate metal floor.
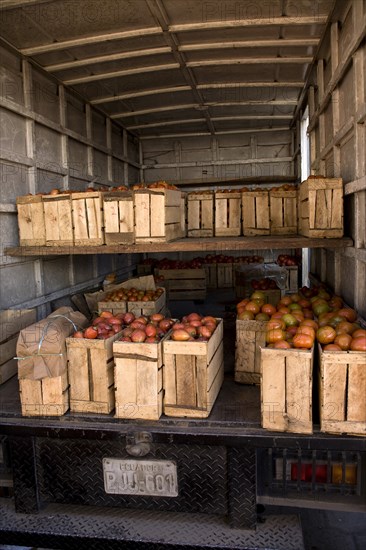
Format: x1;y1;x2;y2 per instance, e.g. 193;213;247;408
0;499;304;550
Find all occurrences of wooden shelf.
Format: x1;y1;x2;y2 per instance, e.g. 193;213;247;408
5;236;353;256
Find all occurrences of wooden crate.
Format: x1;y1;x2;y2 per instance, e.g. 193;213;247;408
114;338;166;420
214;191;241;237
0;309;37;385
19;371;69;417
241;190;270;236
187;191;214;237
71;191;104;246
103;190;135;245
235;319;267;385
134;188;185;243
217;262;233;288
127;289;166;317
260;346;314;434
155;269;206;301
98;288;166;318
66;331;122;414
42;193;73;246
163;319;224;418
318;345;366;437
298;176;343;238
204;263;217;289
284;266;299;293
16;195;46;246
269;188;297;235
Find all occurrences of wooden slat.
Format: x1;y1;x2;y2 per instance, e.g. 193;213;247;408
150;193;165;237
67;345;90;402
176;355;197;407
235;319;267;384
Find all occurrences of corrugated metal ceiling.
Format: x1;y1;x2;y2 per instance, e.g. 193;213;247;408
0;0;335;139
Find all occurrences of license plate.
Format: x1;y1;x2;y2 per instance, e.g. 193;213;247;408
103;458;178;497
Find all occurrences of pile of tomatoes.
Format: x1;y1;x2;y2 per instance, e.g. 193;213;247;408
104;287;164;303
236;287;366;351
169;313;218;342
72;311;219;344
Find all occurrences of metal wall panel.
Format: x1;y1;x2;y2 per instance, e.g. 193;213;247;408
0;160;28;201
0;108;27;156
0;262;37;308
32;69;60;123
35;124;62;165
43;257;74;294
0;44;140;314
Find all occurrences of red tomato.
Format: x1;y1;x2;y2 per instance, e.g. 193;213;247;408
273;339;292;349
84;326;98;339
317;325;336;345
334;333;352;351
293;333;314;349
266;329;286;344
350;336;366;351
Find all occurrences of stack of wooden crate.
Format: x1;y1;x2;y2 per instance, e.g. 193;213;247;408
16;186;187;248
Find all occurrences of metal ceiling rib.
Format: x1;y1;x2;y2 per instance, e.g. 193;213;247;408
0;0;334;138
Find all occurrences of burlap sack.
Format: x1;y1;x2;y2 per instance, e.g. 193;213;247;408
16;307;88;380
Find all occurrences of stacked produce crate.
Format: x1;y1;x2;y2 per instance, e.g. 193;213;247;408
16;177;345;246
234;281;365;436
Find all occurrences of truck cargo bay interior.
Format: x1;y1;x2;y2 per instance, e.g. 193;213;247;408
0;0;365;548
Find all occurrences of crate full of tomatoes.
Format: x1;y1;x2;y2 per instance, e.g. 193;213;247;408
113;312;175;420
303;287;366;437
163;313;224;418
259;284;365;436
98;275;166;318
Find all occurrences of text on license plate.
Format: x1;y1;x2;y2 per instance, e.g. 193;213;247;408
103;458;178;497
